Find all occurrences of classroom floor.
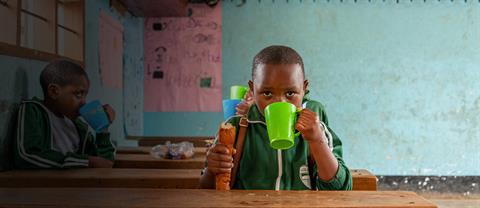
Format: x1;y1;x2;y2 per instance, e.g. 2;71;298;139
415;192;480;208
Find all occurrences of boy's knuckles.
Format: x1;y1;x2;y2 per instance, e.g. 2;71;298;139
217;154;232;161
207;160;221;168
208;153;222;160
218;168;231;173
220;161;233;168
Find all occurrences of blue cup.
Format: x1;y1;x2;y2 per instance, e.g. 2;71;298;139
222;99;241;121
79;100;110;132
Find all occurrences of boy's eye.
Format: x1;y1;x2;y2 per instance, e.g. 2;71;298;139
74;92;84;99
286;91;296;97
262;92;272;97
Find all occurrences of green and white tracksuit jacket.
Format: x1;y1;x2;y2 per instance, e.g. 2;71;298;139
13;98;116;169
219;98;352;190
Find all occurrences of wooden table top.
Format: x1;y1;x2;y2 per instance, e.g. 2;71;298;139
0;168;200;178
0;188;437;208
131;136;214;147
0;168;202;188
114;154;205;169
116;146;207;155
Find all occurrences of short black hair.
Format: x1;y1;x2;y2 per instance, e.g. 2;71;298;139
40;59;89;96
252;45;305;79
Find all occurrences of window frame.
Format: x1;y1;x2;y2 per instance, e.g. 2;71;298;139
0;0;85;66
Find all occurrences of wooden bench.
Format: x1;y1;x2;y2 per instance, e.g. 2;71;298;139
0;168;376;190
114;154;205;169
0;188;437;208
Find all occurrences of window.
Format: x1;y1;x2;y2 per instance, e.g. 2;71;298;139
0;0;84;64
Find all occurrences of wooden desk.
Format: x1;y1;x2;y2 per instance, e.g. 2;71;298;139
0;168;375;191
116;146;151;154
351;169;377;191
127;136;213;147
0;168;201;189
114;154;205;169
0;188;437;208
142;168;376;191
116;146;207;155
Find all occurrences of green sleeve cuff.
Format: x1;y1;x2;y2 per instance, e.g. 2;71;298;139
317;164;351;190
95;132;112;145
64;153;90;168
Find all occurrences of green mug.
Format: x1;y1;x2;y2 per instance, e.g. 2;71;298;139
264;102;301;150
230;85;248;100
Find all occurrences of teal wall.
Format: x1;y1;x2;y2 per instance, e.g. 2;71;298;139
222;1;480;176
85;0;144;145
0;56;44;170
0;0;144;170
144;112;222;136
145;1;480;176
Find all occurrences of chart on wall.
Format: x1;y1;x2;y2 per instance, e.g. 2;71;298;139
144;4;222;112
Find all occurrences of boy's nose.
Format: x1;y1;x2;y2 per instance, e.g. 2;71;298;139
273;96;287;103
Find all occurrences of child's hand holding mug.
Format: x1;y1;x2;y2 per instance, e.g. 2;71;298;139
80;100;115;132
295;108;325;143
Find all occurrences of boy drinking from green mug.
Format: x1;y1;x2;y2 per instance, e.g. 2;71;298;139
200;45;352;190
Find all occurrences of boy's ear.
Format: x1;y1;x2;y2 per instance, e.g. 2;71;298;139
248;80;254;93
47;84;61;100
303;80;309;92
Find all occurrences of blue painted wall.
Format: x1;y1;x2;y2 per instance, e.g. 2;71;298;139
144;112;222;136
145;1;480;176
0;0;144;170
85;0;144;146
0;56;45;170
222;1;480;176
122;14;144;138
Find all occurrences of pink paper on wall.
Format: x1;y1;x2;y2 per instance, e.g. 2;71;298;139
144;4;222;112
99;11;124;91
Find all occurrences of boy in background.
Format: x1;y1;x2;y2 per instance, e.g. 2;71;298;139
14;60;116;169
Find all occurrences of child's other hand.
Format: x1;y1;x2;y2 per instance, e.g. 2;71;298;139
88;156;114;168
295;108;324;143
235;90;254;115
206;144;236;175
235;99;253;115
103;104;115;123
